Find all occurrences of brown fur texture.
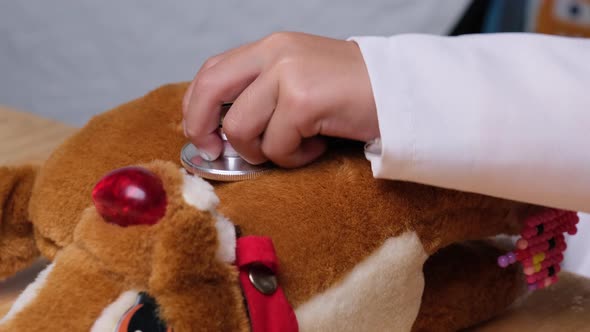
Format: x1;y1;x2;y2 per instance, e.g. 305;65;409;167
215;149;532;307
0;245;125;332
0;83;537;331
0;165;39;279
413;241;524;332
29;88;186;255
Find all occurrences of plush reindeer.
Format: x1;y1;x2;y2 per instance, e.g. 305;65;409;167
0;83;539;331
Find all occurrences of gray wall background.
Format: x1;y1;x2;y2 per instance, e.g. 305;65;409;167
0;0;468;125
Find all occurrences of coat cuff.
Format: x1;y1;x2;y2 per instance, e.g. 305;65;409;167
349;36;415;180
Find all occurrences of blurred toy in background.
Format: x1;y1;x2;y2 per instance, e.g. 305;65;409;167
480;0;590;37
533;0;590;37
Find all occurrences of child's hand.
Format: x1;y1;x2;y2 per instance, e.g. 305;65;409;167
183;32;378;167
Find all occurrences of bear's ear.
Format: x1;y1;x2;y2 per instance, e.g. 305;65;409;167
0;165;40;280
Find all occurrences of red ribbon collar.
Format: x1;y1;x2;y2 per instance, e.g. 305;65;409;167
236;236;299;332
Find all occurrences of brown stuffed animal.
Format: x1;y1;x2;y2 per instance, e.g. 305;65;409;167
0;83;537;331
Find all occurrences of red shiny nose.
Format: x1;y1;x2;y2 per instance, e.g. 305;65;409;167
92;167;167;227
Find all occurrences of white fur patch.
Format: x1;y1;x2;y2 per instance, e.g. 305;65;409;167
180;169;236;264
295;232;428;332
181;169;219;211
90;290;139;332
214;213;236;263
0;263;55;325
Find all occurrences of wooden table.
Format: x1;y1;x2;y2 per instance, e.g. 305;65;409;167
1;106;590;331
470;272;590;331
0;107;76;165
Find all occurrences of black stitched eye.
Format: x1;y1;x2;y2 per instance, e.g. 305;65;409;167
117;292;171;332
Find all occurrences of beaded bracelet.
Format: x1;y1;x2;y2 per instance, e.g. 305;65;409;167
497;209;579;291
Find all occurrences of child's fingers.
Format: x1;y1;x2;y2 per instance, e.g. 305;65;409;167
183;46;264;159
222;69;279;165
260;97;326;168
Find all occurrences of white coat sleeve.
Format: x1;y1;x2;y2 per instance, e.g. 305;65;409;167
349;33;590;213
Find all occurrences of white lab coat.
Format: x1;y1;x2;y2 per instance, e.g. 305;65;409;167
351;33;590;213
351;33;590;277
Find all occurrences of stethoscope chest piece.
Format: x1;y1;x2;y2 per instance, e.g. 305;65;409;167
180;143;272;181
181;103;273;182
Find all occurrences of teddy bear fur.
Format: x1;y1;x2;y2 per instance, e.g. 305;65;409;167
0;83;535;331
